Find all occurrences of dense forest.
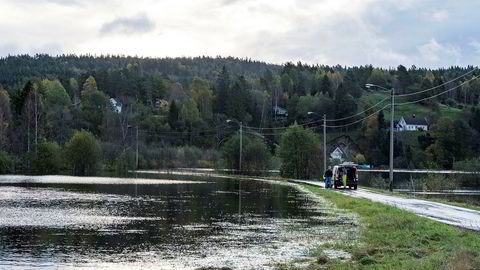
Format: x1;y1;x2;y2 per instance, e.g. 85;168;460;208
0;54;479;177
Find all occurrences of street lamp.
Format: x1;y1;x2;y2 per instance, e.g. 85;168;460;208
365;84;395;192
308;112;327;178
226;119;243;173
226;119;243;224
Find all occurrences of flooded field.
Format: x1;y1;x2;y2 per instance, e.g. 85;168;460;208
0;175;358;269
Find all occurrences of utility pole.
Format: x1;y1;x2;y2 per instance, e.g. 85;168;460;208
389;88;395;192
323;114;327;175
34;91;38;149
135;124;139;177
239;122;243;173
239;121;243;224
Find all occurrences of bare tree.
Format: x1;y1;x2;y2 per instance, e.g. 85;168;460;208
0;87;12;149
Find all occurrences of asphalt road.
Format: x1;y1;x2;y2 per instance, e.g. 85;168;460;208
289;180;480;231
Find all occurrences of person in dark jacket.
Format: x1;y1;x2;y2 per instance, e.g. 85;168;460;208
324;166;333;188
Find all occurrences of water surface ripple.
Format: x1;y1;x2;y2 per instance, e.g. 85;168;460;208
0;175;358;269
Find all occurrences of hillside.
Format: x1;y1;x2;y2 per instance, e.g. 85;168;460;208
0;55;479;174
359;91;465;122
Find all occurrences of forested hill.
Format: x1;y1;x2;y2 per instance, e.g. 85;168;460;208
0;54;479;176
0;54;280;90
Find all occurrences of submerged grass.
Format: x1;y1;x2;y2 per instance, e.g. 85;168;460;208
280;185;480;270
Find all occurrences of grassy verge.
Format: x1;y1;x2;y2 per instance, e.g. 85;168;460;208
288;185;480;270
361;186;480;212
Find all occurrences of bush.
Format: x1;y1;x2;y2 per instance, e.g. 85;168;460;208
0;151;13;174
180;146;202;167
422;174;458;191
222;134;271;175
453;158;480;188
354;154;367;165
114;150;135;177
64;130;100;176
445;98;456;107
31;141;62;175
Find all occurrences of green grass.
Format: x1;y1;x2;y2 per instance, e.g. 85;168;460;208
359;92;464;121
285;185;480;270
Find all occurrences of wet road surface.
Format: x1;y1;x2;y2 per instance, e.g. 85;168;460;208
290;180;480;231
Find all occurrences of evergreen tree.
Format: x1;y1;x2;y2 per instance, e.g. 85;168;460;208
319;74;332;97
214;66;230;114
168;100;180;130
396;65;411;93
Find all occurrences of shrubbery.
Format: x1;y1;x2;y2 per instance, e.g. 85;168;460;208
0;151;13;174
222;134;272;175
30;141;62;175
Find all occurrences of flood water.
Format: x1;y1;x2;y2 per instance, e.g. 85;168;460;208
0;175;357;269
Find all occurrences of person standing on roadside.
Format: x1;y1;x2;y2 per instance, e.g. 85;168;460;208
324;166;333;188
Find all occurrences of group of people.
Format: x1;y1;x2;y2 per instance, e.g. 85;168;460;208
323;166;348;189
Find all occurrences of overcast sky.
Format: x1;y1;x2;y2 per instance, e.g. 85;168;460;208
1;0;479;68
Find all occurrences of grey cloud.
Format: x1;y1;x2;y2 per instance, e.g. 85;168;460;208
100;14;155;35
220;0;241;6
15;0;81;6
0;42;63;56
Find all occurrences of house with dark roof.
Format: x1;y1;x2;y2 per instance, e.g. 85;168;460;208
397;115;428;131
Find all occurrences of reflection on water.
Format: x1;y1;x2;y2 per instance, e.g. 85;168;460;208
0;175;357;269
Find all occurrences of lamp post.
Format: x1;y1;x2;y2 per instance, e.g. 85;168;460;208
308;112;327;177
366;84;395;192
226;119;243;223
226;119;243;173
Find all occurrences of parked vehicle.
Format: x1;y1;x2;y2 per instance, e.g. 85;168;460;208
332;162;358;190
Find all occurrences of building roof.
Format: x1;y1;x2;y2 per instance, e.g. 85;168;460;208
402;115;428;126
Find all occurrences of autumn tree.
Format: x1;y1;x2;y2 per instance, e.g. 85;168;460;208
80;76;109;135
191;77;213;121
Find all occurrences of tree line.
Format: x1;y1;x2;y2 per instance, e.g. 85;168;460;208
0;55;479;178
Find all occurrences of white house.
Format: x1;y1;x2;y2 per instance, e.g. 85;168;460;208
330;147;345;162
397;115;428;131
273;105;288;121
110;98;122;113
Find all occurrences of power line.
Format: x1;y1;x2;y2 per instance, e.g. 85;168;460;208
322;104;390;128
137;124;233;135
134;69;478;137
395;68;478;97
243;96;390;131
395;75;479;106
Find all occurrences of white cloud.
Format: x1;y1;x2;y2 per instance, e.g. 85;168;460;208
430;10;449;21
470;40;480;54
417;39;461;65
